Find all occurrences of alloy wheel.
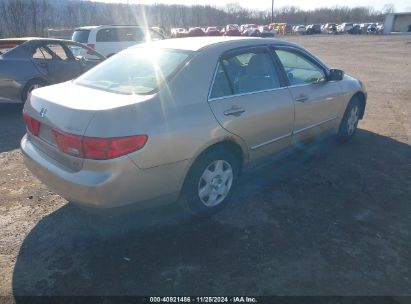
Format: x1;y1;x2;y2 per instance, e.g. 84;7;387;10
197;160;233;207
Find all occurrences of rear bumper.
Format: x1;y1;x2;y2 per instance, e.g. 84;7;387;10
21;134;189;208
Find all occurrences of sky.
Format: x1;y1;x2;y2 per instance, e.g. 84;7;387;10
92;0;411;12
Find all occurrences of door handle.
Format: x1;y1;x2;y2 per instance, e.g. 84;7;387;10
223;106;245;117
295;95;308;102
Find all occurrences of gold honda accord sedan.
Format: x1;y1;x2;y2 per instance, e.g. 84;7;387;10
21;37;366;216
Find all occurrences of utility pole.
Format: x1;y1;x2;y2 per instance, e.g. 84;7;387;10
271;0;274;23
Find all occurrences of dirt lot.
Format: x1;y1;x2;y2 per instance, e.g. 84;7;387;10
0;35;410;298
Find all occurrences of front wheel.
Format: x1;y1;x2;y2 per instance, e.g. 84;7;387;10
337;98;361;141
183;149;239;217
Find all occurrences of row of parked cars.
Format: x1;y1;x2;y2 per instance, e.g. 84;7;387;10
171;24;277;38
292;22;384;35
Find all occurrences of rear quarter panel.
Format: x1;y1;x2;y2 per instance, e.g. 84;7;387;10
0;59;40;102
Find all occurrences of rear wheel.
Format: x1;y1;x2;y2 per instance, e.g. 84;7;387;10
183;148;239;217
337;98;361;141
22;79;47;104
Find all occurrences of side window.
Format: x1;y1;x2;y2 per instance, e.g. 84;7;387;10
275;49;326;85
66;43;101;61
148;29;164;41
32;47;51;60
210;50;281;98
209;63;232;99
97;28;144;42
118;28;144;42
97;29;116;42
46;44;69;60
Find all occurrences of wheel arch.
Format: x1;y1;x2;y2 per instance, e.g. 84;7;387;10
180;137;249;194
192;138;248;173
21;77;49;102
351;91;366;119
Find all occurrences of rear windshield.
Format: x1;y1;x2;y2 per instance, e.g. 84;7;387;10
74;48;191;95
72;30;90;44
0;42;22;55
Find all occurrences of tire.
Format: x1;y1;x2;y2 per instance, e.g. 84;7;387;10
183;148;240;217
21;79;47;104
337;97;362;142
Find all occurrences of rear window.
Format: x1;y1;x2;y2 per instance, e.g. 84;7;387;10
72;30;90;44
0;42;21;55
74;48;191;95
96;27;144;42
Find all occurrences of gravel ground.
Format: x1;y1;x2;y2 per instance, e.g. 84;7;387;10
0;35;410;298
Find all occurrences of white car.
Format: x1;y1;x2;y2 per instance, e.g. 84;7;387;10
294;25;306;34
337;23;354;33
72;25;164;58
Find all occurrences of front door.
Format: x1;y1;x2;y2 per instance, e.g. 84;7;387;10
273;47;343;142
207;46;295;163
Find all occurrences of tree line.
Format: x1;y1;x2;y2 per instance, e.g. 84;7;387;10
0;0;392;37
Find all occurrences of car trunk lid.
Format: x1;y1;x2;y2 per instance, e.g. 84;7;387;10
24;81;152;171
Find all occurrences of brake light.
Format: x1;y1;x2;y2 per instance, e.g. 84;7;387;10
51;129;148;160
22;112;41;136
86;44;95;55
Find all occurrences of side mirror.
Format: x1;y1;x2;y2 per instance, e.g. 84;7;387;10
328;69;344;81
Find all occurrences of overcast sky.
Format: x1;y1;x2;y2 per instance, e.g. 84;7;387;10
93;0;411;12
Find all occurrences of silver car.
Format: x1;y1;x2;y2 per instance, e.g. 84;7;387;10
21;37;367;216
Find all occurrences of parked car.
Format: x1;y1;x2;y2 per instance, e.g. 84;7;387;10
72;25;164;58
348;24;361;34
359;23;370;34
188;27;205;37
151;26;168;38
21;37;367;216
259;26;276;37
205;27;221;36
223;24;241;36
171;28;189;38
0;38;104;105
367;23;377;34
306;24;322;34
376;23;384;34
241;26;261;37
337;23;354;33
294;25;306;34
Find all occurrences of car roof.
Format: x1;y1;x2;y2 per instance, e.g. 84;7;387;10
0;37;74;43
74;25;143;30
135;37;295;52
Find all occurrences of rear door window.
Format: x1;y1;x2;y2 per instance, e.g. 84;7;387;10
72;30;90;44
32;43;70;61
211;49;281;97
96;27;144;42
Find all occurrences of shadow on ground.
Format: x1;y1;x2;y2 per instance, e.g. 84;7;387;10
12;129;411;296
0;104;25;153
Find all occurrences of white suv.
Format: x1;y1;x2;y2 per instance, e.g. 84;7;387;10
72;25;164;57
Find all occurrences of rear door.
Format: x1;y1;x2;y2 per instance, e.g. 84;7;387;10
208;46;295;162
31;42;82;83
272;47;343;141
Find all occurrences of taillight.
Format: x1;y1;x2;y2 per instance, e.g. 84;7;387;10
86;44;95;55
51;129;148;160
22;112;41;136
